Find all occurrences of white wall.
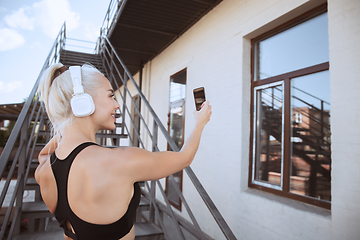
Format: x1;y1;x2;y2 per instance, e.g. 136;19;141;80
328;0;360;239
119;0;360;239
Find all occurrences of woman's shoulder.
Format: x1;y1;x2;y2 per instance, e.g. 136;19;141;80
76;145;132;173
35;154;51;185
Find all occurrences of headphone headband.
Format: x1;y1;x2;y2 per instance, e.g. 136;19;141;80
69;65;95;117
69;66;84;95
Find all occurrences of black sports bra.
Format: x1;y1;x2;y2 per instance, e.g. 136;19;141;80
50;142;140;240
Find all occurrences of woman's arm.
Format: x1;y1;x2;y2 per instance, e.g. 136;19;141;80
35;133;60;184
112;101;212;182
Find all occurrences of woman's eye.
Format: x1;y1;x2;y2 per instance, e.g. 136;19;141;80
110;94;115;98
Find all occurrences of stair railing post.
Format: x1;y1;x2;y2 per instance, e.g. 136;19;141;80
121;72;128;135
54;41;58;64
320;100;324;146
149;119;158;223
13;114;30;236
109;50;115;94
106;6;110;31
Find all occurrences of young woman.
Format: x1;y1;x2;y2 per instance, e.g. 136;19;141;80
35;63;212;240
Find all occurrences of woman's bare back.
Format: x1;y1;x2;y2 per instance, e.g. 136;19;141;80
36;144;136;240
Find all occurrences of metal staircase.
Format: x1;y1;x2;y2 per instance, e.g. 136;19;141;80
259;86;331;199
59;49;107;76
0;22;236;240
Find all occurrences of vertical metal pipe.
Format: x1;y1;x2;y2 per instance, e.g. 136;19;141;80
121;73;128;135
149;120;158;223
138;62;143;113
110;51;114;85
13;115;29;236
320;100;324;145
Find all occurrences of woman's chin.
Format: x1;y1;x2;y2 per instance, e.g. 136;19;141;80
100;124;116;131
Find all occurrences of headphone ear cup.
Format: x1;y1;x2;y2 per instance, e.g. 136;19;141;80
70;93;95;117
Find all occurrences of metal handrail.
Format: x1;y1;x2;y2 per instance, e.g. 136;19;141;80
292;86;330;106
0;22;65;178
95;0;126;52
261;86;331;141
99;36;236;240
0;23;66;239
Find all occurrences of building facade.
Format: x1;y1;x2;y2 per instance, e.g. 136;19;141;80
116;0;360;239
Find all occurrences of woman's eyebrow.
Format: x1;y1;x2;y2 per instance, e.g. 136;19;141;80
107;89;114;93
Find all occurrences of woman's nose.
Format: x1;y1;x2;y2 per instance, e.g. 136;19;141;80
115;101;120;110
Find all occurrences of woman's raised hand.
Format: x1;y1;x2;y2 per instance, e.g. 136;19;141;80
194;101;212;128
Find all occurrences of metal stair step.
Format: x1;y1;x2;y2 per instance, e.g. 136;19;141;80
61;50;99;56
34;143;46;151
31;159;39;164
21;202;54;219
61;59;103;66
12;228;64;240
293;142;327;147
37;130;49;136
302;150;330;156
100;145;119;148
95;133;128;138
61;54;102;60
25;178;39;191
135;222;164;240
61;53;101;59
138;197;150;211
29;159;39;171
293;127;311;132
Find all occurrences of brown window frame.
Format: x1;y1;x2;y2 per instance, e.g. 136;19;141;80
165;68;187;211
248;4;331;210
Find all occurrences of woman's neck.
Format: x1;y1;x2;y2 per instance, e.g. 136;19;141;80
61;119;97;144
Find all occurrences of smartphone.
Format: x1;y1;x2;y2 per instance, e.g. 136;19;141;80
193;87;206;111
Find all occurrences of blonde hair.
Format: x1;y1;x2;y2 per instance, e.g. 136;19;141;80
38;63;103;137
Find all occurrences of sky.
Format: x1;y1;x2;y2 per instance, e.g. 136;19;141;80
0;0;111;104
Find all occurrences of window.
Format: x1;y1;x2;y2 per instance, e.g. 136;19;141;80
166;69;187;210
249;7;331;209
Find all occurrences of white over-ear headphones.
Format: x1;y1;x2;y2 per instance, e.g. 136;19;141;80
69;66;95;117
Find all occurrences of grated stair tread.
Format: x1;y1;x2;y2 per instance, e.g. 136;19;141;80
21;202;54;219
25;178;40;191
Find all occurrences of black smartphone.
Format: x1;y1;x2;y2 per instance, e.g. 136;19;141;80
193;87;206;111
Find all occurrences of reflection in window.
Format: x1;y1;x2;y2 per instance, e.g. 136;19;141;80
290;71;331;201
254;84;283;187
169;106;184;149
166;69;186;210
250;8;330;208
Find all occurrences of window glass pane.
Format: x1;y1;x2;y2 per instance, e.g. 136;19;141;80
290;71;331;201
170;82;186;102
167;70;186;208
254;84;283;186
170;70;186;103
166;171;181;205
255;12;328;80
169;105;184;149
